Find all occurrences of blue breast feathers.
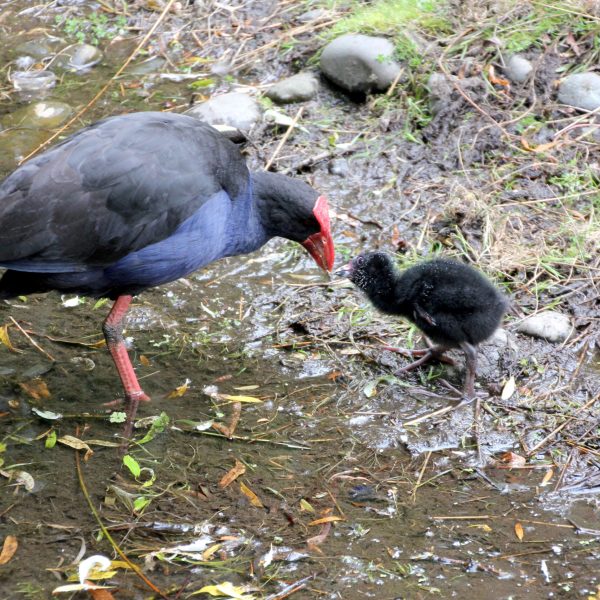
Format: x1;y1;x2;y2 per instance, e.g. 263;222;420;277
104;188;268;288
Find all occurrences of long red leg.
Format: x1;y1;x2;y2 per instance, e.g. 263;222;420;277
102;295;150;437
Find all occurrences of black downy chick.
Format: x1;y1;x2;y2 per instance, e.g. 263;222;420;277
336;252;508;397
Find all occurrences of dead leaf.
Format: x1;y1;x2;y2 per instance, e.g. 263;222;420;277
308;516;344;526
0;535;18;564
515;522;524;541
89;589;116;600
0;324;22;353
19;379;50;400
306;522;332;549
501;376;516;400
520;136;559;153
497;451;526;468
487;64;510;88
167;379;191;398
239;482;264;508
300;499;316;513
139;355;151;367
216;394;262;404
540;468;554;487
202;543;222;561
219;459;246;488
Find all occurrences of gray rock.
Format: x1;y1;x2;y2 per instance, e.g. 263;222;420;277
427;72;454;114
186;92;260;131
265;72;319;104
2;101;72;129
504;55;533;83
297;9;327;23
320;34;401;94
558;72;600;111
55;44;103;71
517;311;573;343
10;70;56;100
329;158;350;177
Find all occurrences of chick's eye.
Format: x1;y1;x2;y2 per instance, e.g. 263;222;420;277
355;256;364;266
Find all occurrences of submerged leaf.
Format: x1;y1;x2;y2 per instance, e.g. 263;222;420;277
219;459;246;488
514;522;524;541
193;581;256;599
239;482;264;508
123;455;141;478
0;325;22;353
0;535;18;564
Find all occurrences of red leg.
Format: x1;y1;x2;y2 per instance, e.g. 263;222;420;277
102;295;150;436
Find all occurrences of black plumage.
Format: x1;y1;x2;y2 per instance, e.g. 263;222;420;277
337;252;508;397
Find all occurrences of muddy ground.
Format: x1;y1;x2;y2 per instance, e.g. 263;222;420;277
0;1;599;599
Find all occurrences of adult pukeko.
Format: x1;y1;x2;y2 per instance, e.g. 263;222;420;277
0;111;335;432
337;252;507;397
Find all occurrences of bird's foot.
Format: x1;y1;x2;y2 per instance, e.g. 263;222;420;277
385;346;456;367
103;390;151;409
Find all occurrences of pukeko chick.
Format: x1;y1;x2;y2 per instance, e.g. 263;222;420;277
336;252;508;397
0;111;335;432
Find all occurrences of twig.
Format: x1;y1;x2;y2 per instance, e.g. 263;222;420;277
402;396;475;427
9;317;55;362
19;0;179;164
265;105;305;171
264;575;315;600
411;450;432;503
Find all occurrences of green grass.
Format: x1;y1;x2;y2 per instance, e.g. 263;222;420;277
327;0;449;37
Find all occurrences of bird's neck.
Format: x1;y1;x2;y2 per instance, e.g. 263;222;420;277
363;269;410;316
223;177;269;256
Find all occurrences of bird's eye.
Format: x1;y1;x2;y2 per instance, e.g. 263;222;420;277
355;256;364;266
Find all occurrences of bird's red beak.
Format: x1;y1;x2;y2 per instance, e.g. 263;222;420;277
301;195;335;272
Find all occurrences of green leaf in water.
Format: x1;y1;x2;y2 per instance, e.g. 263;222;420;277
137;412;170;445
123;454;141;478
109;411;127;423
45;430;57;449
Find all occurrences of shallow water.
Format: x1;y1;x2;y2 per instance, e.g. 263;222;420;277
1;1;599;599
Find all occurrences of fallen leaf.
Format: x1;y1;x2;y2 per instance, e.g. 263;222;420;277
193;581;256;599
540;468;554;487
0;324;22;353
501;376;516;400
167;379;191;398
300;499;316;513
58;435;93;453
239;482;264;508
217;394;262;404
308;516;344;526
139;355;151;367
0;535;18;564
515;522;524;541
19;379;50;400
487;64;510;88
202;543;222;561
498;451;526;468
219;459;246;488
89;589;116;600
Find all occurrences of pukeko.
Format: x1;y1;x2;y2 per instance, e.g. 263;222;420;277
0;111;335;432
336;252;508;397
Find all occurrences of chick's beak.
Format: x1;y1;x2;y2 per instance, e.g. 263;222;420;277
335;260;353;278
301;195;335;272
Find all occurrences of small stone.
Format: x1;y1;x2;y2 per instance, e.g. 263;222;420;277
186;92;260;131
504;55;533;83
297;9;327;23
10;70;56;100
320;34;401;94
15;37;62;59
427;72;454;114
558;72;600;111
265;72;319;104
2;101;72;129
127;56;166;75
517;311;573;343
329;158;350;177
55;44;103;71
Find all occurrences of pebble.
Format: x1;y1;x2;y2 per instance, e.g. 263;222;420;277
265;72;319;104
558;72;600;111
517;311;573;343
320;34;401;94
504;55;533;83
3;101;72;129
10;70;56;100
186;92;260;131
328;158;350;177
55;43;103;71
427;72;454;114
